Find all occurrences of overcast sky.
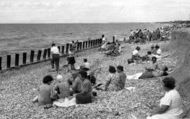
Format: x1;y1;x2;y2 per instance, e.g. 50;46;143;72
0;0;190;23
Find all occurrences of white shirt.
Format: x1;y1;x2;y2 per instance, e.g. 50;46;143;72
51;46;59;54
160;89;183;116
83;62;90;69
156;49;162;55
132;50;139;55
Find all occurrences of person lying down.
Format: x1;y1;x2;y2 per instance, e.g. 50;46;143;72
127;57;169;80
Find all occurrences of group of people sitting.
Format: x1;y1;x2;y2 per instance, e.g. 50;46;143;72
128;27;170;44
128;44;162;64
100;37;122;56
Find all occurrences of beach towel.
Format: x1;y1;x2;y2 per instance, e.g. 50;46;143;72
53;98;77;107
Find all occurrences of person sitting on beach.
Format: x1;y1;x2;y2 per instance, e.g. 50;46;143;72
130;46;141;63
150;45;156;54
104;66;118;91
52;74;71;100
80;58;90;71
151;45;162;60
51;43;60;73
127;57;169;80
71;71;84;94
141;51;152;62
116;65;127;91
32;75;55;106
147;77;183;119
75;71;93;104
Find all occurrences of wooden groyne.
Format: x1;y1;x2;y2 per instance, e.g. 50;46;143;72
0;38;102;71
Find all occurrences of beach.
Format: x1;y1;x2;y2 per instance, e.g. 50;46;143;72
1;26;190;118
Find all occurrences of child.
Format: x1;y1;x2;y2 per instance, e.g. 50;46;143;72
32;75;54;106
53;74;71;99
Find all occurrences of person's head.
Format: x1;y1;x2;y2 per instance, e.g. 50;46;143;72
117;65;124;73
155;45;160;49
151;45;155;50
52;43;55;47
72;41;74;43
147;51;152;55
152;56;157;63
79;70;88;80
83;58;87;63
162;77;176;91
56;74;63;82
109;66;116;74
102;34;105;38
43;75;54;85
136;46;140;51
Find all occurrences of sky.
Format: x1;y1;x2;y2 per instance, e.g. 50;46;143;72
0;0;190;23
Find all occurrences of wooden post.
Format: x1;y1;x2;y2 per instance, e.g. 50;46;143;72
80;42;82;50
62;46;65;54
58;46;60;52
37;50;42;61
77;42;80;51
15;53;19;67
83;41;85;49
86;41;88;48
7;55;11;68
0;57;2;70
23;52;27;65
30;50;35;63
47;48;51;59
43;49;47;60
66;43;70;54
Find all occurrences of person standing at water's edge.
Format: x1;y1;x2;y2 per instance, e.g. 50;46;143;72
51;43;60;73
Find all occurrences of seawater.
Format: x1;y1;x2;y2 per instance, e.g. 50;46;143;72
0;23;162;55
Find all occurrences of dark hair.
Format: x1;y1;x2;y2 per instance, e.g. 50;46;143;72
163;66;168;72
102;34;105;38
155;45;160;49
83;58;87;62
52;43;55;46
43;75;54;84
109;66;116;73
79;71;87;79
147;51;152;55
151;45;155;49
117;65;124;71
162;77;175;90
152;56;157;62
136;46;140;51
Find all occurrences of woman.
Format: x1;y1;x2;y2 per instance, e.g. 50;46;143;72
147;77;183;119
32;75;54;106
127;57;168;80
104;66;118;91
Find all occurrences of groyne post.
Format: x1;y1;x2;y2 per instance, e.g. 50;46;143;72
37;50;42;61
62;46;65;54
43;49;47;60
30;50;35;63
47;48;51;59
0;57;2;70
23;52;27;65
66;43;69;54
7;55;11;68
15;54;19;67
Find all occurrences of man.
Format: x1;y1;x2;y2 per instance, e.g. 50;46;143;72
51;43;60;73
116;65;127;91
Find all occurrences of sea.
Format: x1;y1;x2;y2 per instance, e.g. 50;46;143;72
0;23;163;56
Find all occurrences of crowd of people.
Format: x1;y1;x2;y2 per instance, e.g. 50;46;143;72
32;30;186;118
100;35;122;56
128;27;171;44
